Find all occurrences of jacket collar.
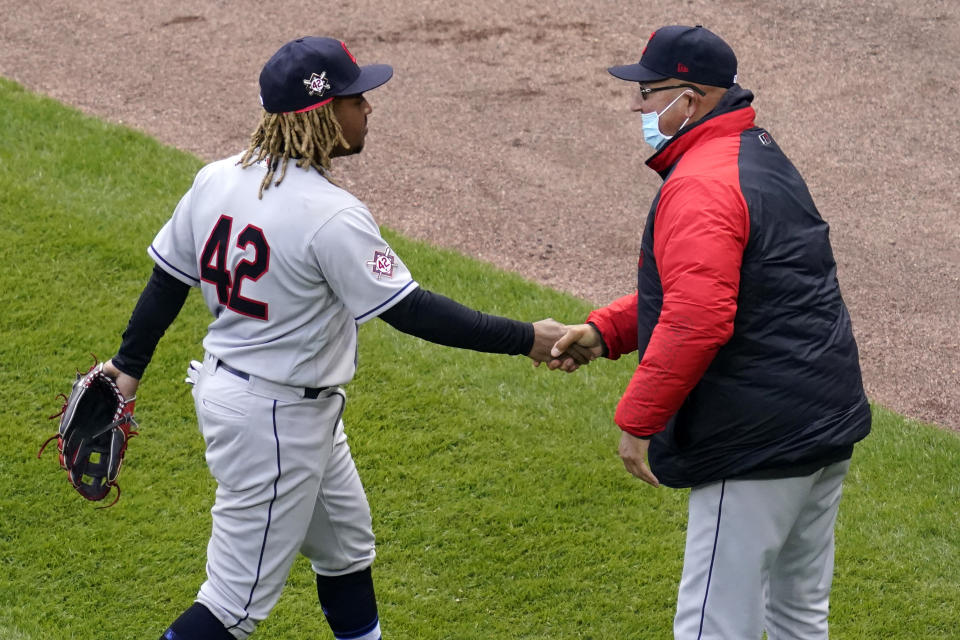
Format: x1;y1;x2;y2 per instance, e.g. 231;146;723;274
646;85;757;179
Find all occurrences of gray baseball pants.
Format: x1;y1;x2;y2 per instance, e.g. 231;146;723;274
674;458;851;639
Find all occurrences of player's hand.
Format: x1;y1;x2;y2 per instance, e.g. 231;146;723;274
618;432;660;487
528;318;569;363
102;359;140;401
546;323;605;372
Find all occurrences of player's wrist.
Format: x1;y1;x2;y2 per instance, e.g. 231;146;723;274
106;357;141;382
104;359;140;400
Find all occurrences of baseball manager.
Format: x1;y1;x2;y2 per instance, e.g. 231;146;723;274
551;25;872;639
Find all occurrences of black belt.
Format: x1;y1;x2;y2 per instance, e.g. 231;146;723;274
216;361;328;399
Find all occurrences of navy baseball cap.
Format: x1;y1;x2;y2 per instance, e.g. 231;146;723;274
608;25;737;89
259;36;393;114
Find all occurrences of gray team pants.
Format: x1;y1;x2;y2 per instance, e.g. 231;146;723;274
674;458;851;640
191;353;376;639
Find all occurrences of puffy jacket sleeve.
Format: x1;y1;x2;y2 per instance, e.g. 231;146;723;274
614;176;749;437
586;292;639;360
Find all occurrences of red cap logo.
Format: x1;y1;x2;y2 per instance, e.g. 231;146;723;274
677;62;689;73
341;41;357;64
642;30;656;55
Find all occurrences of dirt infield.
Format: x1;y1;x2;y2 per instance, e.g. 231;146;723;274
3;0;956;429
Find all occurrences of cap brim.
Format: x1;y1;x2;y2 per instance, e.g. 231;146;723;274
338;63;393;95
607;63;668;83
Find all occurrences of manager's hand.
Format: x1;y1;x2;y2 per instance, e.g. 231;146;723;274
619;432;660;488
546;323;605;372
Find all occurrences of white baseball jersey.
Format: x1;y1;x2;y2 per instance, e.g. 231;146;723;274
149;153;417;388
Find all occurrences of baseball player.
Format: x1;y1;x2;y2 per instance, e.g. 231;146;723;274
548;26;871;638
101;36;569;640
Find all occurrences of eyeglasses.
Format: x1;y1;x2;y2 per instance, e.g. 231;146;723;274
637;83;706;100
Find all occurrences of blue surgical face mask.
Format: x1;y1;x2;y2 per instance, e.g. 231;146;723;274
641;90;692;151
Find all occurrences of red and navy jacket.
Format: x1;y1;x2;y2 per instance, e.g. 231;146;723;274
588;86;871;488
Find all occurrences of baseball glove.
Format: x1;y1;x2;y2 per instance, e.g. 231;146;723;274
39;358;138;508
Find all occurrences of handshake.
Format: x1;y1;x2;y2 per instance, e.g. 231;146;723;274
527;319;604;372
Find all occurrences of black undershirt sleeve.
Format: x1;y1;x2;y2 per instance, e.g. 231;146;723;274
114;273;531;377
111;265;191;380
379;287;534;356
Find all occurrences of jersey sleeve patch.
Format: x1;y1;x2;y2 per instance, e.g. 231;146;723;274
311;206;416;324
366;247;397;279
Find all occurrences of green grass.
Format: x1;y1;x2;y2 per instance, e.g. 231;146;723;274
1;76;958;639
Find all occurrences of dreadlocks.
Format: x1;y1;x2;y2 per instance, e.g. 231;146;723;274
239;104;348;198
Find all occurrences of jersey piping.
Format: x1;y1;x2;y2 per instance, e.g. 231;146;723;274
354;280;418;323
149;244;201;286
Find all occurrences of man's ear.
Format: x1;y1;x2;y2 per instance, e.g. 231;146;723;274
683;91;701;118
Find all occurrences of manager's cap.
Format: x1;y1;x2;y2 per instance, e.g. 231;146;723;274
608;25;738;88
259;36;393;114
